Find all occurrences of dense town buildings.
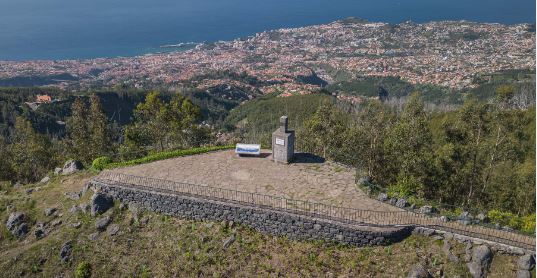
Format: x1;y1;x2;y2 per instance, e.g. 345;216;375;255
0;20;534;95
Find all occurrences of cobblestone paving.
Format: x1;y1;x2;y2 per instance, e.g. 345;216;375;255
112;150;401;212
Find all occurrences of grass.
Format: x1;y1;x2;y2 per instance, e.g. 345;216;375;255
100;145;234;170
0;172;527;277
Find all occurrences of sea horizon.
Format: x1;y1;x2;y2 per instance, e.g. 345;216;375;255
0;0;535;61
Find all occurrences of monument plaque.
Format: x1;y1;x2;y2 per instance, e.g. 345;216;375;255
272;116;295;163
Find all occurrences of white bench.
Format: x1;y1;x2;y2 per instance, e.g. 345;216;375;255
235;143;261;156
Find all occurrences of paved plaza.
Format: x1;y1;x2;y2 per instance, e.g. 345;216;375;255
110;150;400;212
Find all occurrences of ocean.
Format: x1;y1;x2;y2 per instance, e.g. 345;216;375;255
0;0;534;61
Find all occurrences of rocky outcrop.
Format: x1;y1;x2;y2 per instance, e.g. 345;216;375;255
59;241;72;263
90;192;114;216
516;254;535;278
377;193;388;202
418;206;437;214
458;211;473;225
60;160;84;175
44;207;57;217
466;245;493;278
407;263;431;278
395;198;408;208
107;224;120;236
6;212;29;238
34;222;45;239
95;216;111;231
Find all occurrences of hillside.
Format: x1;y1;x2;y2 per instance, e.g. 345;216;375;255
0;171;529;277
222;93;333;145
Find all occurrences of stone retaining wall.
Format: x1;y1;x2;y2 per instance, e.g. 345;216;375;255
91;180;413;247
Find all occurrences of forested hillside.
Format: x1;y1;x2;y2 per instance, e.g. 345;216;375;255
0;70;535;232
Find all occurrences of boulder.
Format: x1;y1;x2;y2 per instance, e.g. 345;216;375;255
6;212;28;237
95;216;111;231
467;262;483;278
40;176;50;183
440;215;449;222
223;234;236;249
59;241;72;263
88;233;99;241
516;270;531;278
388;198;397;206
72;222;82;229
54;167;63;175
419;206;437;214
357;177;372;186
107;224;120;236
472;245;493;267
476;213;488;222
467;245;492;278
395;198;408;208
459;211;473;220
377;193;388;202
61;160;84;175
51;219;62;227
44;207;57;217
91;192;114;216
407;263;431;278
34;223;45;239
517;254;535;271
12;223;29;238
464;242;473;262
6;212;25;231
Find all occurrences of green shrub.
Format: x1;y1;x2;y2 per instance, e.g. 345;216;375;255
387;174;423;198
92;156;112;171
487;210;535;234
487;209;513;227
75;261;92;278
521;214;536;234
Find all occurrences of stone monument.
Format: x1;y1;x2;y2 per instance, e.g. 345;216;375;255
272;116;295;163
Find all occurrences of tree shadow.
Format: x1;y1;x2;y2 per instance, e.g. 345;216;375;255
292;153;325;164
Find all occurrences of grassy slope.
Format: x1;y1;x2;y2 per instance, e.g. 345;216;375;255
0;172;525;277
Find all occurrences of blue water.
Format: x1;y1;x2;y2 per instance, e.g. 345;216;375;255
0;0;534;61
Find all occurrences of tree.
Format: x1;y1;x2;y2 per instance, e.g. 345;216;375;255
348;100;395;184
123;91;206;154
87;94;113;159
124;91;169;152
10;117;56;183
0;137;13;181
384;93;433;197
299;101;348;160
166;94;202;147
67;97;91;162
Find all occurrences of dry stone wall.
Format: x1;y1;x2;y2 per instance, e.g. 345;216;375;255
91;180;412;247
